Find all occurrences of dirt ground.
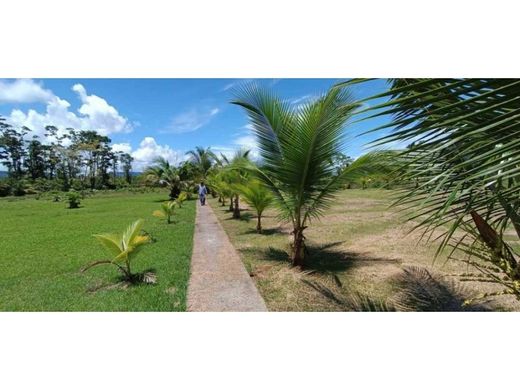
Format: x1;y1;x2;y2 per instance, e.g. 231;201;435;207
209;189;520;312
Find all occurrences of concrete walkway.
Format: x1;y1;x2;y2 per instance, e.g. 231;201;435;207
187;201;267;312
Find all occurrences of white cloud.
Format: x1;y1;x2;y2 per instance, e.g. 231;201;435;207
0;79;55;104
3;80;132;139
111;142;132;154
130;137;183;171
72;84;131;135
162;107;220;134
210;146;235;161
234;134;259;159
212;124;260;161
99;138;183;171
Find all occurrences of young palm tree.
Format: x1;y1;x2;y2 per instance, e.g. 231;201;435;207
176;192;188;208
340;78;520;301
227;148;251;219
232;84;383;267
185;146;217;179
144;157;182;199
82;219;152;282
237;180;273;233
153;201;177;224
206;172;232;206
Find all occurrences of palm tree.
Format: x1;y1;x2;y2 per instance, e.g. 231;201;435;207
226;148;251;219
232;84;383;267
185;146;217;179
153;201;177;224
340;78;520;301
237;180;273;233
176;192;187;208
82;219;152;282
206;172;233;206
144;157;182;199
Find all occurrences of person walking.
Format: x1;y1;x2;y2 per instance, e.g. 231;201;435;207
198;182;208;206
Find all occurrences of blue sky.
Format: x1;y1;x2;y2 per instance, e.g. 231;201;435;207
0;78;391;170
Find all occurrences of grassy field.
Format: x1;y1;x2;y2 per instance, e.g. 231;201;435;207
209;189;520;311
0;191;195;311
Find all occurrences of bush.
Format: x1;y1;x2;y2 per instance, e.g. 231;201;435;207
0;181;11;197
11;180;26;196
66;191;81;209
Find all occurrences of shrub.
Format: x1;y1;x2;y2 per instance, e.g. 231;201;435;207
66;191;81;209
11;180;26;196
0;181;11;197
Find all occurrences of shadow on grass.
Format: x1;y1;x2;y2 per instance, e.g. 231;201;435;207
241;227;284;236
86;267;158;293
304;241;400;274
225;211;253;222
151;198;173;203
388;265;493;312
240;241;401;274
299;264;494;312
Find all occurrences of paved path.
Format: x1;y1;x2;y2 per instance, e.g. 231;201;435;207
187;201;267;312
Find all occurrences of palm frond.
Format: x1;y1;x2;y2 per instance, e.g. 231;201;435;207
342;78;520;297
232;84;362;223
93;233;123;258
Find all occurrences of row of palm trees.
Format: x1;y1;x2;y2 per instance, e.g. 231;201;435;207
142;146;218;200
141;79;519;306
142;85;391;269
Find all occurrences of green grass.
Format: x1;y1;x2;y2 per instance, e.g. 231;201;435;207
0;191;196;311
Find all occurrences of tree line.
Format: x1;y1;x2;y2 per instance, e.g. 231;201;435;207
0;116;133;196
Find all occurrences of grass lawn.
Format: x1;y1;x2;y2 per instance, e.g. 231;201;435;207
209;189;520;311
0;191;195;311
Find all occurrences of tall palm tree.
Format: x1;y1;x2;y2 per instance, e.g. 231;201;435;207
144;157;182;199
185;146;217;179
339;78;520;301
232;84;383;267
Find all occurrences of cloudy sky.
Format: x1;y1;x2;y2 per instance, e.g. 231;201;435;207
0;78;390;171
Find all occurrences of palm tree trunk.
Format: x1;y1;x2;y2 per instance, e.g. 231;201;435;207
233;194;240;219
291;227;305;268
125;259;132;280
256;214;262;233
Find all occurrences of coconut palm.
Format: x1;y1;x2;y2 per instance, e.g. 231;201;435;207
153;200;177;224
176;192;187;208
143;157;182;199
208;173;235;207
232;84;384;267
185;146;217;179
226;148;251;219
340;78;520;300
237;180;273;233
82;219;152;282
